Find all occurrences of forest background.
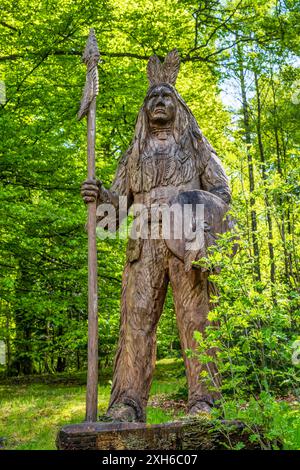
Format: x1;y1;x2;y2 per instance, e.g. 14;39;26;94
0;0;300;450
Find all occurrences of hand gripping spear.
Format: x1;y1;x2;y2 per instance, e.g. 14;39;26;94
78;29;100;422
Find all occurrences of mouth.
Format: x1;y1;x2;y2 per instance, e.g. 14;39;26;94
154;108;166;115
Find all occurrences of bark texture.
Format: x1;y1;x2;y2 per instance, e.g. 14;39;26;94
57;417;262;450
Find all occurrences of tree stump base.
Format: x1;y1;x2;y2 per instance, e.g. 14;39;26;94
56;416;260;450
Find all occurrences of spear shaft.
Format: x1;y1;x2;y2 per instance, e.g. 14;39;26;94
78;29;100;422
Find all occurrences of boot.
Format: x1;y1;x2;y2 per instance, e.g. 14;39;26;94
105;403;138;423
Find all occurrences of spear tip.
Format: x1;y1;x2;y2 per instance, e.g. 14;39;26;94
78;29;100;121
82;28;100;66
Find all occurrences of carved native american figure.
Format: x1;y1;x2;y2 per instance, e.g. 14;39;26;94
81;50;232;422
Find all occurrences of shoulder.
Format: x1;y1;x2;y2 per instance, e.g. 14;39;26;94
192;132;217;173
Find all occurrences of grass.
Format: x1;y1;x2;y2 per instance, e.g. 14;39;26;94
0;358;186;450
2;357;299;450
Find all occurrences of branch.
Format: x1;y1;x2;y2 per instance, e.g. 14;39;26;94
190;0;243;54
0;49;211;64
0;21;18;32
202;33;281;61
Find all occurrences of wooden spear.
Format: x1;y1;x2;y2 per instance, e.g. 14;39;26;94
78;29;100;422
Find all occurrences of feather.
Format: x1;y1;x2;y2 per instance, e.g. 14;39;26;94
162;49;180;85
77;29;100;120
147;55;163;85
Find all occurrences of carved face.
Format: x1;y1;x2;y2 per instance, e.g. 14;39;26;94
145;85;176;125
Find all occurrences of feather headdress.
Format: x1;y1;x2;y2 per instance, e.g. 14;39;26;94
147;49;180;87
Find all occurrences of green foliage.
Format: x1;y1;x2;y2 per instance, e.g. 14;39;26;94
0;4;299;446
0;0;232;374
194;233;300;397
192;232;300;448
211;393;300;450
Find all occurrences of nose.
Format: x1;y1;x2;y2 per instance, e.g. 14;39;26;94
154;95;166;107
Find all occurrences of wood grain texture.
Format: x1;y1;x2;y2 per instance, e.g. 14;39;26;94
78;29;100;423
83;50;234;422
57;417;262;450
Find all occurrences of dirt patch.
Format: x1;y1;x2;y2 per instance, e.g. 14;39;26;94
148;394;187;413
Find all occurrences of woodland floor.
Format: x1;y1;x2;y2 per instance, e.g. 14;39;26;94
0;358;299;450
0;358;187;450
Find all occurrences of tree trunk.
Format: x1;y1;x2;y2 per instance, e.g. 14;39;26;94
254;72;276;295
14;262;34;375
270;71;291;285
236;42;261;281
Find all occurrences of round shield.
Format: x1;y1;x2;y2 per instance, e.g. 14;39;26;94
165;190;235;270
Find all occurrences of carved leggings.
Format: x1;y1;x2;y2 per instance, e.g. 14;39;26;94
107;238;220;421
